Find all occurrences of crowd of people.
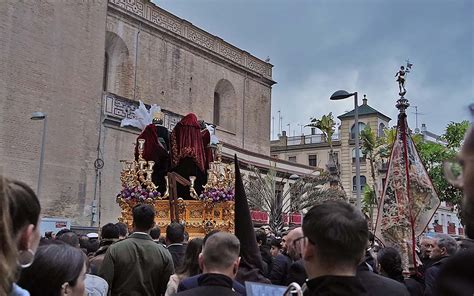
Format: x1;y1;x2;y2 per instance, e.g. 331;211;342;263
1;127;474;296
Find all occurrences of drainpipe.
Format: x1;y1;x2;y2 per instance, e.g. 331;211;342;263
133;24;141;101
242;73;247;148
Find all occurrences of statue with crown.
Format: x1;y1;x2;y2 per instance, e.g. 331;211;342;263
117;101;235;237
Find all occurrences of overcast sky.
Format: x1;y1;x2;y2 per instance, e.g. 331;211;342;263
156;0;473;138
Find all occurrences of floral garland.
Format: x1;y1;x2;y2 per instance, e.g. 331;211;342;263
117;186;161;202
199;187;235;202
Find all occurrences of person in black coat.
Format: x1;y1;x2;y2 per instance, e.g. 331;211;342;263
376;247;422;296
255;230;273;277
166;222;187;270
176;232;241;296
284;227;307;286
357;262;410;296
285;259;306;286
177;274;246;295
269;251;292;285
302;201;369;296
423;233;458;296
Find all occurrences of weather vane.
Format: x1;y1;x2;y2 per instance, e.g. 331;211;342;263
395;59;413;96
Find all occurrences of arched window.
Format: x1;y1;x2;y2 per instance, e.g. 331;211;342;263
353;175;367;191
378;123;386;138
352;148;366;163
213;79;237;132
105;31;132;98
350;122;366;139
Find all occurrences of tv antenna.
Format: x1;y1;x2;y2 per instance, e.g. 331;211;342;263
411;106;426;132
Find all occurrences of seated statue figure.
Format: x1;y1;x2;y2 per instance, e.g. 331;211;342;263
170;113;211;199
135;112;170;195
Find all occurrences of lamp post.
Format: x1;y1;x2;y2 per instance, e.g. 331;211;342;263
31;112;47;199
330;90;361;211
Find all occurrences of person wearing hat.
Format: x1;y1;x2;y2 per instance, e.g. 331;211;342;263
87;233;99;239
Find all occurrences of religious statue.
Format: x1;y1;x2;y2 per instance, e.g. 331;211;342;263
395;65;406;95
119;101;171;195
134;111;170;195
170;113;212;199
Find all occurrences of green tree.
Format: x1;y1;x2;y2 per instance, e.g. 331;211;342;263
413;120;469;208
380;127;397;156
442;121;470;149
362;184;376;220
360;126;378;187
360;125;395;228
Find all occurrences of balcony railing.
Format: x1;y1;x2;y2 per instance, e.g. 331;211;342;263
286;134;340;146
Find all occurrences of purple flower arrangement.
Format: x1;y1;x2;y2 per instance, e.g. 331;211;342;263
199;187;235;202
117;186;161;202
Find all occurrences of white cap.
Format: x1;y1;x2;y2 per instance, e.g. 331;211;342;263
87;233;99;239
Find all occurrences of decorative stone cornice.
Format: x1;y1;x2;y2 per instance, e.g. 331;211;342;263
103;92;183;131
108;0;274;82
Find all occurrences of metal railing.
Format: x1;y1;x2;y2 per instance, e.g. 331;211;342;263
286;134;340;146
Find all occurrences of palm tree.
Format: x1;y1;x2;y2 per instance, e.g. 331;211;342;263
244;164;344;234
306;113;341;184
362;185;377;229
360;126;396;229
360;126;378;190
307;112;335;149
360;126;378;228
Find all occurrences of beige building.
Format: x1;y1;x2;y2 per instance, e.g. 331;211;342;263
271;96;391;202
1;0;306;227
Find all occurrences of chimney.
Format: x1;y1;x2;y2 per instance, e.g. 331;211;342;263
362;94;367;105
421;123;427;132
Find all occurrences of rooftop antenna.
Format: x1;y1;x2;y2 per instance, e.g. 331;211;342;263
298;123;304;135
272;116;275;139
411;106;426;133
278;110;282;135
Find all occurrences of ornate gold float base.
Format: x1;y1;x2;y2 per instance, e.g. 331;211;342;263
117;198;234;238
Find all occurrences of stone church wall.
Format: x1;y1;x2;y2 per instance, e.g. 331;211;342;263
105;7;272;155
0;0;273;226
0;0;108;225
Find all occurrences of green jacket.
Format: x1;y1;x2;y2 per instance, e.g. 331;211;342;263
98;232;175;296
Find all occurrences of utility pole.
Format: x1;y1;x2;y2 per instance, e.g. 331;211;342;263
272;116;275;139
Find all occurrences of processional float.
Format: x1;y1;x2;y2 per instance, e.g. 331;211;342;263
375;61;440;273
116;102;235;237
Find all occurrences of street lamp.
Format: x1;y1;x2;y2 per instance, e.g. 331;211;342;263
330;90;361;211
31;112;47;199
